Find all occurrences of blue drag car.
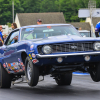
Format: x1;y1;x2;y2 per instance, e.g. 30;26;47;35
0;24;100;88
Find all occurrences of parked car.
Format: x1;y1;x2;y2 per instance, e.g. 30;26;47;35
0;24;100;88
78;30;91;37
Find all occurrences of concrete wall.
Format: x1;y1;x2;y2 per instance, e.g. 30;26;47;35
86;17;95;33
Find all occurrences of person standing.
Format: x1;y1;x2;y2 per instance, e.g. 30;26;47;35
11;23;17;30
95;22;100;37
0;25;4;46
3;34;7;41
37;19;42;25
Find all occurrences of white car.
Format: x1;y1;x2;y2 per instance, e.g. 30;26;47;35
78;30;91;37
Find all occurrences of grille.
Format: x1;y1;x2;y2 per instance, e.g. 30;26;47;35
38;42;94;54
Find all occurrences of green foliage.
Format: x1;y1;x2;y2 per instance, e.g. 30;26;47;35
0;0;99;24
0;0;24;24
40;0;59;12
7;22;11;27
80;19;85;22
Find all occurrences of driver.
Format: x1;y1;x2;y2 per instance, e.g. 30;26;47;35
37;19;42;25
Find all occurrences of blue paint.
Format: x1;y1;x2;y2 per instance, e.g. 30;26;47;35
1;24;100;75
73;72;89;75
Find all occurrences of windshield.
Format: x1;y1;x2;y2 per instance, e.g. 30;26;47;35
21;25;81;40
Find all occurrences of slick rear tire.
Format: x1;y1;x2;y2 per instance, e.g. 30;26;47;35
89;63;100;82
25;57;39;86
0;64;11;88
55;73;72;86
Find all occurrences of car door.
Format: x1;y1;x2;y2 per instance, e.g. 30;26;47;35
3;30;19;65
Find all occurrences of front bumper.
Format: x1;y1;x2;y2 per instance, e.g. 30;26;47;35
36;51;100;58
34;51;100;66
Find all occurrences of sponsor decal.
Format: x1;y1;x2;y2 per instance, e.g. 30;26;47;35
13;66;18;70
20;62;24;66
19;69;23;72
22;66;25;71
8;63;11;67
32;59;39;64
12;66;18;70
13;70;17;73
11;66;16;70
18;58;21;62
4;61;25;73
13;62;16;65
18;63;21;66
29;54;32;59
11;63;13;66
9;71;14;73
8;71;10;74
47;26;51;29
3;63;6;68
32;53;36;58
6;62;8;67
8;68;12;71
30;45;34;50
15;62;18;65
25;28;34;32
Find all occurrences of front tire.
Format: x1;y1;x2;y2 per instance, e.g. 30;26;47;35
89;63;100;82
55;73;72;86
0;64;11;88
25;57;39;86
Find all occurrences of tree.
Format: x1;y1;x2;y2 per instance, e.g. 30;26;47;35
20;0;41;13
0;0;24;24
40;0;59;12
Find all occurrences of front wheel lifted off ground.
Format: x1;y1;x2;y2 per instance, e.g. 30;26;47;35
25;57;39;86
0;64;11;88
89;63;100;82
55;73;72;86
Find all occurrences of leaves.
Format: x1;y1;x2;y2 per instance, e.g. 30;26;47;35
0;0;99;24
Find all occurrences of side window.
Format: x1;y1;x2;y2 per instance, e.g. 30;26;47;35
6;31;19;45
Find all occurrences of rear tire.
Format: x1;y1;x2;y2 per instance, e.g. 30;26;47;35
55;73;72;86
0;64;11;88
25;57;39;86
89;63;100;82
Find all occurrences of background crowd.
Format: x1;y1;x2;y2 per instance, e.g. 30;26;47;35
0;23;17;46
0;19;42;46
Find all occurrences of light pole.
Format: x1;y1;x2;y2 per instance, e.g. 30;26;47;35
88;0;96;37
12;1;14;23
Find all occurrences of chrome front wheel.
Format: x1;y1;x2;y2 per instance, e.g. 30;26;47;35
25;57;39;86
27;62;31;81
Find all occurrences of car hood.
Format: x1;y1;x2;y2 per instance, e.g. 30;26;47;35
24;35;99;45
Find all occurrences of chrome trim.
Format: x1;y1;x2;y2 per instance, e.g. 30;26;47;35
16;49;26;53
36;51;100;58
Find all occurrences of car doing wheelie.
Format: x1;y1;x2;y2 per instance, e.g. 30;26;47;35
0;24;100;88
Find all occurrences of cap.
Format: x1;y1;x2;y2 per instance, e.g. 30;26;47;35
37;19;42;22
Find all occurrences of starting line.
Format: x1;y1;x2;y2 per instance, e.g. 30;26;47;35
73;72;90;75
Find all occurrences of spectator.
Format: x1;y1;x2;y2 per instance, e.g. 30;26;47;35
37;19;42;25
3;34;7;41
11;23;17;30
0;25;4;46
95;22;100;37
78;27;82;30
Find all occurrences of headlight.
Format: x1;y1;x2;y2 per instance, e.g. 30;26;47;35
94;42;100;51
42;45;52;54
